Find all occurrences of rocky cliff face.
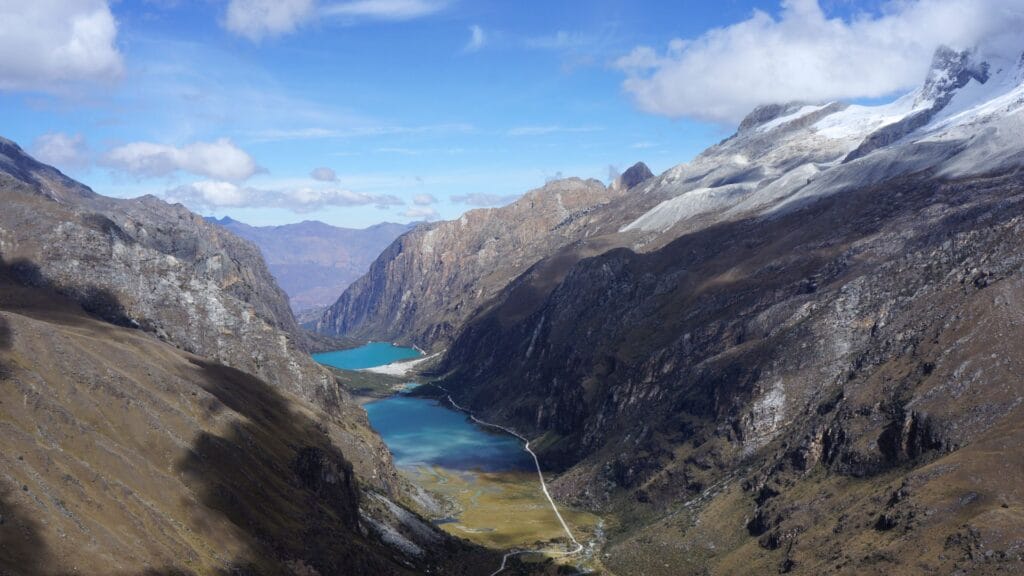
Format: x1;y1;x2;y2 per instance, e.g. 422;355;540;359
0;137;340;412
208;217;413;312
429;47;1024;575
317;174;653;349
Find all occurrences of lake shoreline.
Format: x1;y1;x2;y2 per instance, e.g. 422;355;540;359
313;342;605;573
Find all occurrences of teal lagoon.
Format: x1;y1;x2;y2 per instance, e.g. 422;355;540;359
312;342;421;370
364;395;534;473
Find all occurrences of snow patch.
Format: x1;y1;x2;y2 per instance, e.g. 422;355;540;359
621;184;752;233
755;104;829;133
812;93;921;140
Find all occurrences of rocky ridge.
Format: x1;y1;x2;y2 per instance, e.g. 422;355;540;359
317;174;653;349
0;137;342;412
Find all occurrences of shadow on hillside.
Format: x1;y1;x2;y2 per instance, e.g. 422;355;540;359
0;256;133;328
0;259;500;576
0;316;9;381
0;316;10;350
0;484;50;576
166;359;408;576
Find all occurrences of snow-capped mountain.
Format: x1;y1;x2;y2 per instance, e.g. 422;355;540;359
621;45;1024;236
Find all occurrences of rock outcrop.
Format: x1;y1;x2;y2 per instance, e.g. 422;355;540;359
0;137;338;412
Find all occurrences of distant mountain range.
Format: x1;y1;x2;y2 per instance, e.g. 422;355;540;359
206;216;414;312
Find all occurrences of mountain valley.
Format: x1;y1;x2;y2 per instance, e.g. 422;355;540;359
4;3;1024;573
319;45;1024;575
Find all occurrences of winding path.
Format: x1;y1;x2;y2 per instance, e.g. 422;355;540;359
428;384;585;575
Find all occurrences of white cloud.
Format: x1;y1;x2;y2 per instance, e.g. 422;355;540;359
223;0;447;40
616;0;1024;124
451;192;521;207
224;0;316;41
322;0;447;20
506;125;603;137
32;132;90;169
412;193;437;205
171;180;250;207
310;166;338;181
0;0;123;91
465;24;485;52
165;180;404;212
103;139;259;181
401;206;439;219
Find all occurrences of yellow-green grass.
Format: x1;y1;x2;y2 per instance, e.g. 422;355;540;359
404;465;606;569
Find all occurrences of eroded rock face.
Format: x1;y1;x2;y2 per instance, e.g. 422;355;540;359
438;170;1024;574
317;177;632;349
0;138;340;411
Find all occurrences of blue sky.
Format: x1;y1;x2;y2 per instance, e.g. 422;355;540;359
2;0;1007;228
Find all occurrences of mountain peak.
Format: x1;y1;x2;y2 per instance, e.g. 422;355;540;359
917;45;990;107
205;215;239;226
613;161;655;191
0;134;96;203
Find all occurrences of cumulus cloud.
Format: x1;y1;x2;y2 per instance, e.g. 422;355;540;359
412;193;437;205
465;24;485;52
401;206;439;220
103;139;259;181
451;192;521;207
310;166;338;181
0;0;123;91
616;0;1024;124
168;180;250;208
323;0;448;20
32;132;90;169
165;180;404;212
224;0;316;41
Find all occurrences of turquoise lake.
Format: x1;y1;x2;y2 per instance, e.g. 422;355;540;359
314;342;532;472
312;342;421;370
364;395;534;472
